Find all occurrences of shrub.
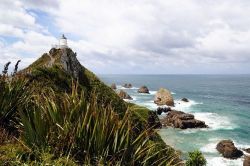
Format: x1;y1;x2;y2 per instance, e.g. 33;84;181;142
186;150;206;166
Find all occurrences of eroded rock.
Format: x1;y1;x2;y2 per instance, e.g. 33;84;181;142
117;90;132;100
216;140;243;159
154;88;174;106
181;98;189;102
160;110;207;129
156;107;171;115
138;86;149;93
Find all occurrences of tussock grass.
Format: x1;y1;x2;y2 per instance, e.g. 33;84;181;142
19;82;181;165
0;70;182;165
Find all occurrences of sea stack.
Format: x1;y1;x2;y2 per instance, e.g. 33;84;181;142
123;83;132;88
138;86;150;94
154;88;174;106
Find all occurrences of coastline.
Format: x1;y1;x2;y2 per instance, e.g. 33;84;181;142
100;75;250;166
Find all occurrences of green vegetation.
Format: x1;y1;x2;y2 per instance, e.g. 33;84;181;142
186;150;206;166
0;48;183;165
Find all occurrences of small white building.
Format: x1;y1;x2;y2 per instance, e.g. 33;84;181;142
59;34;68;48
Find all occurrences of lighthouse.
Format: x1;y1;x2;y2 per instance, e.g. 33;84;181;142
59;34;68;48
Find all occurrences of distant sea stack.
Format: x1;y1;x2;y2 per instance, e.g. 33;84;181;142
154;88;174;106
123;83;132;88
138;86;149;94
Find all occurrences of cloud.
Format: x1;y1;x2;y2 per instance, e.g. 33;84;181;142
1;0;250;74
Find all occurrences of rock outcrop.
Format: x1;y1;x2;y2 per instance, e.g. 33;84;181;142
59;48;83;79
181;98;189;102
216;140;243;159
138;86;149;93
156;107;171;115
160;110;207;129
117;90;132;100
154;88;174;106
123;83;132;88
244;156;250;166
111;83;117;90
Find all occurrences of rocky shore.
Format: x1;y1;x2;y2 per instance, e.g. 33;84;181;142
110;83;249;165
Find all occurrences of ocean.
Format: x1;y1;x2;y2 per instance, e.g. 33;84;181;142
99;74;250;166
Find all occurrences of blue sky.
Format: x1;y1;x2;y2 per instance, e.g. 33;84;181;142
1;0;250;74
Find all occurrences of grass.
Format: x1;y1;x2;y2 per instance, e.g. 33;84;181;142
0;75;182;165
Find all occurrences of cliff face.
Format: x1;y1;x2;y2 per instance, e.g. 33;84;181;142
49;48;82;79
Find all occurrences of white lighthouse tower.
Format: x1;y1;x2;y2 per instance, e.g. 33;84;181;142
59;34;68;48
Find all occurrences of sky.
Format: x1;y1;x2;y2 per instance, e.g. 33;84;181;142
1;0;250;74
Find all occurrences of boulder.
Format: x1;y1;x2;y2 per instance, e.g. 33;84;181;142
156;107;171;115
244;148;250;154
244;155;250;166
117;90;132;100
123;83;132;88
138;86;149;93
181;98;189;102
216;140;243;159
111;83;117;90
160;110;207;129
154;88;174;106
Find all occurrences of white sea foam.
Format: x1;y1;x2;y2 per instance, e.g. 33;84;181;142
193;112;236;130
172;99;202;111
140;101;158;110
200;140;218;153
206;156;243;166
180;129;201;134
116;85;139;90
149;91;157;95
130;96;137;101
148;91;176;95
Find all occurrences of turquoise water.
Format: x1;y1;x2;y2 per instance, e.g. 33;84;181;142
99;75;250;166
